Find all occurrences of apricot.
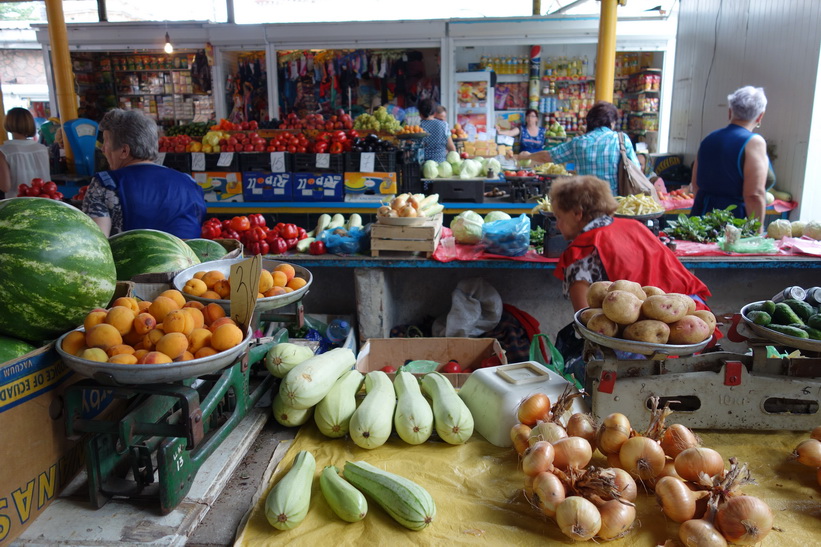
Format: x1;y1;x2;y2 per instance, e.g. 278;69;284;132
108;353;138;365
105;305;136;336
264;286;287;297
85;323;123;350
143;328;165;350
283;287;294;293
184;300;205;310
194;346;218;359
137;300;152;312
183;278;208;297
272;271;288;288
258;270;274;293
203;303;226;326
155;332;189;359
148;296;180;323
187;328;213;354
123;328;144;346
257;292;265;299
106;344;136;357
159;289;186;308
209;316;236;333
274;263;296;282
287;277;307;291
112;296;140;314
193;270;206;280
164;309;193;335
139;351;173;365
175;351;195;362
201;270;225;290
83;309;108;331
181;307;205;330
133;349;149;362
201;290;222;300
133;312;158;336
211;323;244;351
61;330;87;356
79;347;109;362
213;279;231;299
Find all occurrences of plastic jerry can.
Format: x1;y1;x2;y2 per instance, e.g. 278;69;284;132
458;361;588;447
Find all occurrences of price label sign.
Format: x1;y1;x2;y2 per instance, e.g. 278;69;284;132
316;153;330;169
229;255;261;334
156;152;167;166
270;152;286;173
191;152;206;172
359;152;375;173
217;152;235;167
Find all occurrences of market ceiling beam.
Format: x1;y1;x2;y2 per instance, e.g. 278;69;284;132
594;0;625;103
44;0;78;169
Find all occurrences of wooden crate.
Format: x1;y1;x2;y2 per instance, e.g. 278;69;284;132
370;214;443;257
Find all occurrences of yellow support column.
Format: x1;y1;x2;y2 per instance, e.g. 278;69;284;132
595;0;620;103
44;0;78;169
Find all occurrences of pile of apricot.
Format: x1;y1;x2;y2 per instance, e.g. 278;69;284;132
61;289;246;365
181;263;307;300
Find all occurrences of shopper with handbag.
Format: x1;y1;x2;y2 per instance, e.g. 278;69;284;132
512;101;640;194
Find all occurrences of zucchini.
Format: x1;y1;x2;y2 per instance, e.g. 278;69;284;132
272;392;314;427
328;213;346;230
766;324;809;339
295;237;315;253
320;465;368;523
418;194;439;209
747;310;772;327
265;450;316;530
421;372;474;444
309;214;332;237
346;213;363;230
314;369;364;438
265;342;315;378
278;347;356;409
783;299;814;322
393;371;433;445
343;460;436;530
420;203;445;217
772;303;804;326
349;371;396;449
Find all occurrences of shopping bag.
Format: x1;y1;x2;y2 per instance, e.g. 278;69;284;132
529;333;583;390
618;132;661;202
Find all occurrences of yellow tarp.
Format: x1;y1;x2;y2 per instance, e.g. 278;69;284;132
236;424;821;546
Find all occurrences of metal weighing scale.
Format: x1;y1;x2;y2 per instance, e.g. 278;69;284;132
577;304;821;431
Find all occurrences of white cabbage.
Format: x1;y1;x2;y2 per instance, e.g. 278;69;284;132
766;219;792;240
804;220;821;240
437;161;453;178
484;211;512;223
446;151;461;165
791;220;805;237
449;210;484;244
422;160;439;179
486;158;502;175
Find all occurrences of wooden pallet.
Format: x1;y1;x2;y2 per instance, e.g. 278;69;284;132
370;214;443;257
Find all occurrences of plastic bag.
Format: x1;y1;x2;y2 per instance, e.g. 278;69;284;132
481;214;530;256
317;226;369;255
529;333;583;390
432;278;503;337
717;236;777;254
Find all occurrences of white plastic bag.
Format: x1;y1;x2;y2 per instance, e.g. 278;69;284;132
432;278;503;337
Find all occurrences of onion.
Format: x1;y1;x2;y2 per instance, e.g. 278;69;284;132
566;413;598;450
556;496;602;541
609;467;638;502
679;519;728;547
510;423;532;456
661;424;699;458
552;436;593;470
715;495;773;544
377;205;392;216
674;447;725;482
596;499;636;540
817;467;821;487
529;421;567;446
532;471;565;518
523;473;536;496
811;425;821;441
606;451;624;469
619;436;666;480
522;441;555;477
398;205;418;217
597;413;631;455
654;476;709;523
517;393;551;426
792;438;821;467
391;195;408;210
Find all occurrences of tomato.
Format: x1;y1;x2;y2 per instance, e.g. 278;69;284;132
442;360;463;374
43;181;58;194
313;141;328;154
17;184;28;196
329;141;343;154
380;365;396;373
230;216;251;232
287;145;297;154
201;224;221;239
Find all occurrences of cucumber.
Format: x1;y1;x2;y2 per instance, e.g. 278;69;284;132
782;299;814;322
746;311;771;326
766;324;809;339
772;303;804;326
760;300;776;315
798;325;821;340
808;314;821;330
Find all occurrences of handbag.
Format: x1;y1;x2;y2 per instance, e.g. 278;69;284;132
617;132;661;202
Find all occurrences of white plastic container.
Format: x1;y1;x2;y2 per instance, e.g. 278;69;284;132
458;361;588;447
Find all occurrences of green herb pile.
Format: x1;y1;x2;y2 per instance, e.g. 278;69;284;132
530;226;546;254
663;206;761;243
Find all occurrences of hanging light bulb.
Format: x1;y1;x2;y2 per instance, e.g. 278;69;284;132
164;32;174;54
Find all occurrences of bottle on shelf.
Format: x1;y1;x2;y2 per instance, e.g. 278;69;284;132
326;318;352;347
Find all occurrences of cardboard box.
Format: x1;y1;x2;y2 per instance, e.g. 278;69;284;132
291;173;343;202
343;172;397;197
242;172;292;201
355;338;508;387
192;171;244;202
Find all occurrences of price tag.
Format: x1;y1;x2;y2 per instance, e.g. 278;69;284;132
359;152;375;173
229;255;262;334
270;151;286;173
156;152;167;166
316;153;330;169
191;152;206;172
217;152;234;167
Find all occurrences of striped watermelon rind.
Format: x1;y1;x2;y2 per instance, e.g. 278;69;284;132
0;197;117;343
0;334;37;364
109;229;201;281
185;238;229;262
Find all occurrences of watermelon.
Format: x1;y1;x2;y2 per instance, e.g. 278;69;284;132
0;334;37;364
109;229;200;281
185;238;229;262
0;197;117;343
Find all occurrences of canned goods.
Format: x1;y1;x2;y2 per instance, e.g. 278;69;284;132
804;287;821;306
772;286;807;303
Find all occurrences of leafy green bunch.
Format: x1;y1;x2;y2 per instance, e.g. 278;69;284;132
663;206;761;242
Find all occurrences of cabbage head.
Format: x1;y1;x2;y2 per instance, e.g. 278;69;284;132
437;161;453;178
446;151;461;165
791;220;806;237
486;158;502;175
766;219;792;240
461;159;481;178
449;210;484;244
805;220;821;240
484;211;511;223
422;160;438;179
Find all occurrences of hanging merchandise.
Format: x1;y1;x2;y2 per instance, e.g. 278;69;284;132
227;51;268;124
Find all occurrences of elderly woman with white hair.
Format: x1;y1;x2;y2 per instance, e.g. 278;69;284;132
690;86;770;225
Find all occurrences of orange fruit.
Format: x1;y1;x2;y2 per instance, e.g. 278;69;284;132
274;263;296;282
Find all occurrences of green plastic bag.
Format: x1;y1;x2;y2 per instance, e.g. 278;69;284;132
529;334;583;390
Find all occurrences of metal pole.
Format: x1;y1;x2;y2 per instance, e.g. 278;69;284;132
533;0;541;16
98;0;108;22
227;0;235;24
0;81;6;145
44;0;78;170
595;0;618;103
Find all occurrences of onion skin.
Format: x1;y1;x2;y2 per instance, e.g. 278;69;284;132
511;423;532;456
556;496;602;541
811;425;821;442
661;424;699;458
619;436;666;480
552;436;593;470
529;421;567;446
679;519;727;547
532;471;565;518
609;467;638;502
674;447;725;482
566;413;598;450
654;476;709;523
597;413;631;455
606;451;624;469
792;438;821;467
522;441;555;477
715;495;773;545
596;499;636;540
817;466;821;487
517;393;551;426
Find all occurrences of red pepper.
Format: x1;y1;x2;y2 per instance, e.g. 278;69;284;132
332;130;347;142
221;228;241;241
329;141;344;154
284;237;299;250
313;141;328;154
201;224;221;239
269;236;288;255
230;215;251;232
248;213;266;228
297;227;308;240
245;225;267;243
309;240;327;255
347;129;359;139
280;223;298;239
248;240;269;255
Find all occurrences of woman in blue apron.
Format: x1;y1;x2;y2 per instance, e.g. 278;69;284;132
497;109;545;153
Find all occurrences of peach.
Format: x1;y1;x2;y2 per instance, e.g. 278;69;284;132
143;328;165;350
287;277;307;291
108;353;138;365
274;263;296;282
258;270;274;293
159;289;186;308
85;323;123;350
272;270;288;288
182;307;205;330
211;323;244;351
133;349;150;362
148;296;180;323
174;351;194;362
137;300;152;312
264;286;286;297
201;270;225;290
123;328;144;347
163;309;192;335
183;300;205;310
213;279;231;299
193;270;206;280
201;290;222;300
106;344;136;357
209;316;236;333
61;330;87;356
105;305;136;336
194;346;218;359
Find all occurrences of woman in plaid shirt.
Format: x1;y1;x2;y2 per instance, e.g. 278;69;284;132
515;101;640;195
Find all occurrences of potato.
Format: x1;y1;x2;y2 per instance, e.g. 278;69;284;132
668;293;697;314
642;285;666;297
586;313;619;337
623;320;670;344
602;290;643;325
608;280;647;301
668;315;711;344
641;295;690;324
579;308;603;326
587;281;613;308
692;310;717;332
